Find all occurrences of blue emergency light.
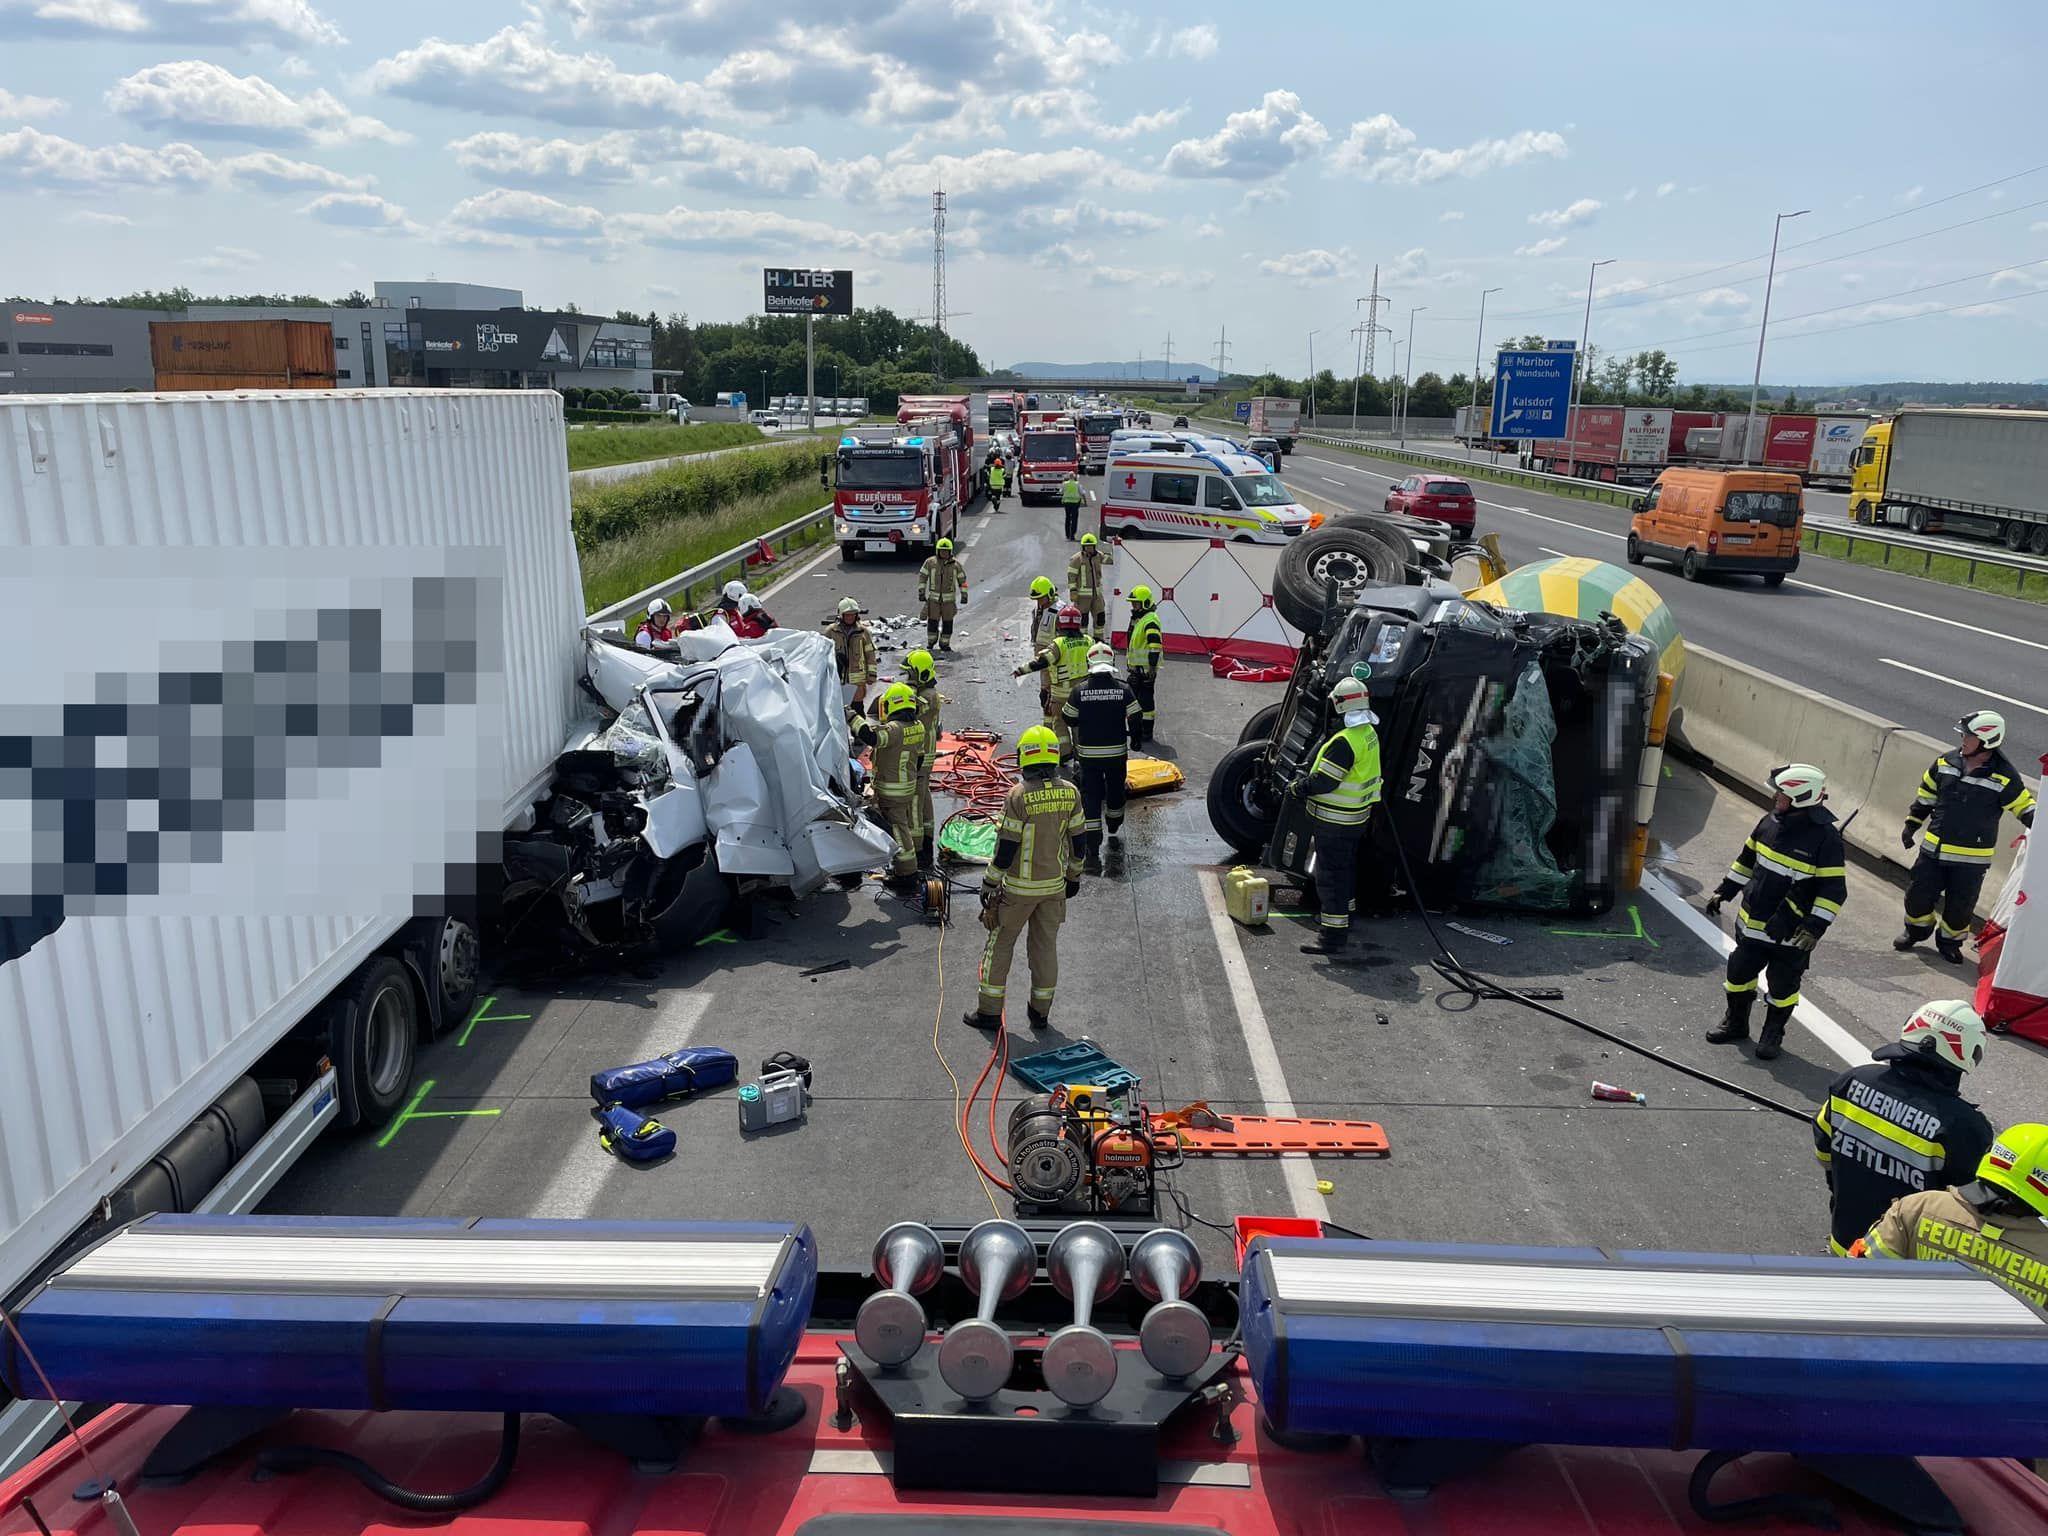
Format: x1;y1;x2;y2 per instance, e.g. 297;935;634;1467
1241;1237;2048;1459
904;436;924;447
0;1214;817;1420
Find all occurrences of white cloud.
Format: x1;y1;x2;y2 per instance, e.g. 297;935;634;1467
647;282;685;301
366;23;712;127
0;86;65;119
658;128;831;194
277;54;314;77
1950;303;2008;319
707;28;885;119
107;59;405;146
1382;246;1429;283
1655;181;1677;197
220;149;372;192
1330;114;1565;184
1897;184;1924;205
302;191;411;228
1163;89;1326;181
845;145;1153;209
1238;184;1287;211
1193;218;1222;238
1529;197;1601;229
0;125;213;189
1622;186;1638;201
973;198;1165;255
1990;266;2048;293
0;0;343;46
619;202;926;260
1515;236;1567;257
445;187;610;247
1166;23;1218;59
1099;103;1187;141
1258;246;1354;285
186;244;264;273
1693;287;1751;315
552;0;757;54
1438;209;1464;223
1010;89;1185;143
448;129;639;186
67;208;133;226
2033;221;2048;233
1840;272;1866;288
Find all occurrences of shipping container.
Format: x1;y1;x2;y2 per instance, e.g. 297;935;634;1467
0;389;585;1309
148;319;337;381
1809;416;1869;484
153;371;336;392
1851;409;2048;550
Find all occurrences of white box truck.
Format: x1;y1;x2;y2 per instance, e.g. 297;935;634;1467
1246;397;1302;454
0;389;585;1468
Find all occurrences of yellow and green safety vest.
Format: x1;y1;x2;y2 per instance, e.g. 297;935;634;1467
1306;723;1383;827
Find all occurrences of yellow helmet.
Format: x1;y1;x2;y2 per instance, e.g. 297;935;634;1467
935;537;954;553
904;648;937;685
1080;533;1097;548
1017;724;1060;768
1977;1124;2048;1218
1130;584;1154;607
881;682;919;718
1029;576;1055;598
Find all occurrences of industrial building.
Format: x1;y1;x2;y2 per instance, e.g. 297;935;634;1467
1;281;651;397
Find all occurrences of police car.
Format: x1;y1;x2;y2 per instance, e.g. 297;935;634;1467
1099;446;1316;543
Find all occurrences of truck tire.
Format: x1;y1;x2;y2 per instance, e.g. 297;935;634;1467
1335;512;1450;562
1852;500;1874;525
1681;549;1706;582
1626;532;1644;565
1238;702;1286;746
840;542;860;564
2032;526;2048;556
2003;521;2029;551
1207;742;1279;856
1906;505;1930;534
433;914;481;1024
1273;525;1410;633
334;956;418;1130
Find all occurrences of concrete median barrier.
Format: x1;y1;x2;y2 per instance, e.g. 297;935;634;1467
1670;645;2031;913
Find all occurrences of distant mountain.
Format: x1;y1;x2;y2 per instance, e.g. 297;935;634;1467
1001;361;1222;382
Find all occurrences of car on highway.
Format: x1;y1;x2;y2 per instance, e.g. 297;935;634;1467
1384;474;1478;534
1629;467;1804;586
1100;446;1316;544
1248;435;1282;468
1172;414;1190;428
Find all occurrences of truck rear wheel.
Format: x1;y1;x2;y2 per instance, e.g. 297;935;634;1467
1681;549;1705;582
2032;526;2048;556
2003;522;2030;551
1906;505;1930;534
1207;742;1279;856
334;956;418;1129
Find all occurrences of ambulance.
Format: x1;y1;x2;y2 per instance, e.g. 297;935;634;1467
1098;445;1317;543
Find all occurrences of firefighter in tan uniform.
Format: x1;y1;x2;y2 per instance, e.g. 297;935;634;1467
830;596;879;710
965;725;1084;1033
1014;604;1093;759
1067;533;1111;639
1027;576;1059;648
903;648;943;869
849;682;927;891
917;538;968;652
1855;1122;2048;1310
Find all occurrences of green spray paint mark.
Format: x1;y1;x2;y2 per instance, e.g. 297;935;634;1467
695;928;740;947
376;1078;502;1149
1272;910;1313;919
457;994;532;1048
1548;902;1659;948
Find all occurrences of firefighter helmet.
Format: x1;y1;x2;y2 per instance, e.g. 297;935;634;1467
1899;999;1987;1074
1976;1124;2048;1219
1029;576;1055;598
721;580;747;605
1056;604;1083;633
1959;709;2007;750
1770;763;1827;808
880;682;919;719
647;597;671;619
1328;675;1371;712
1018;724;1061;768
904;648;937;685
837;597;862;617
1130;584;1154;608
936;538;954;553
1087;642;1115;672
1080;533;1097;548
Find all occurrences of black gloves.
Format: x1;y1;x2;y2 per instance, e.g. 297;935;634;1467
1704;893;1725;917
1065;878;1082;898
1901;821;1922;850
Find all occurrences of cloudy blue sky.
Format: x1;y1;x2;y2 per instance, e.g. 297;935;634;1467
2;0;2043;384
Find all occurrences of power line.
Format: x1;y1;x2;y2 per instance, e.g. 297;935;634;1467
1646;283;2048;360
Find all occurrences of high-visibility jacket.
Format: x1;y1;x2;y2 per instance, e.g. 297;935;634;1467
1063;673;1140;758
988;464;1007;490
1068;548;1108;602
912;682;941;772
1860;1186;2048;1309
1906;748;2036;865
1304;722;1383;827
1029;599;1057;648
853;715;925;798
1023;634;1094;695
919;555;967;603
1061;479;1083;506
1812;1042;1992;1254
833;621;879;685
1127;610;1163;675
986;771;1084;897
1713;806;1847;946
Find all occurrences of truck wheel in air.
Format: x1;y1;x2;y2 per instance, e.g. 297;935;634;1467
1207;742;1280;856
333;956;419;1130
1237;703;1286;746
1273;524;1410;633
1681;549;1705;582
433;915;481;1023
1906;505;1930;534
1625;532;1644;565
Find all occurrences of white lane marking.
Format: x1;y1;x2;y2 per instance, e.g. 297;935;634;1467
1783;577;2048;654
1321;476;1348;486
1638;874;1866;1069
1878;658;2048;719
1478;498;1530;512
1194;868;1331;1222
1499;505;1625;540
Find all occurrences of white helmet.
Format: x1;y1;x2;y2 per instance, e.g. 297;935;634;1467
1770;762;1826;808
721;580;747;605
647;597;671;619
1959;709;2007;750
1899;999;1987;1074
837;597;861;617
738;593;764;614
1087;642;1115;672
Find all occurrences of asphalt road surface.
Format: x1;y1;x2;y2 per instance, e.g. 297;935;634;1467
1282;439;2048;769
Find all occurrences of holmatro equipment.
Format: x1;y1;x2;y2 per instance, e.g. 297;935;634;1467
1006;1082;1176;1217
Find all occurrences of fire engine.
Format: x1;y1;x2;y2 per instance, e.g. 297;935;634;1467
826;402;979;561
1075;409;1120;475
1018;411;1080;504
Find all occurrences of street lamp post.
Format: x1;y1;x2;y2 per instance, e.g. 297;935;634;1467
1745;208;1810;464
1469;287;1502;462
1565;259;1616;478
760;369;768;417
1308;330;1321;421
1399;306;1426;448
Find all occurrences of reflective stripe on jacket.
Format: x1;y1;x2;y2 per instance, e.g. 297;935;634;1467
1128;611;1163;673
990;776;1084;896
835;623;878;685
1715;806;1848;944
1063;675;1140;758
860;717;926;797
1861;1187;2048;1308
919;556;966;602
1908;749;2036;865
1305;723;1383;826
1068;549;1107;601
1812;1043;1993;1253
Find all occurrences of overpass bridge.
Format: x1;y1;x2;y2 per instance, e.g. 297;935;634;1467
958;376;1229;397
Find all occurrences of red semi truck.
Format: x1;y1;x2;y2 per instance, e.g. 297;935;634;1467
1527;408;1868;485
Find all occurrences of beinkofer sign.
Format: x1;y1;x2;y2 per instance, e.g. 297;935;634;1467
763;268;853;316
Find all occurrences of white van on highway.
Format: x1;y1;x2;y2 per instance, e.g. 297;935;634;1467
1099;445;1316;543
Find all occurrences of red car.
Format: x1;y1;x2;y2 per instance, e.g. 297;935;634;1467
1385;473;1477;534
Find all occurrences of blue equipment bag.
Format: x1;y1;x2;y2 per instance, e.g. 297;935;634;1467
591;1046;738;1108
596;1104;676;1162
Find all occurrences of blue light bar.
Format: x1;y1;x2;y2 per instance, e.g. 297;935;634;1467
904;436;924;446
1241;1237;2048;1458
0;1215;817;1420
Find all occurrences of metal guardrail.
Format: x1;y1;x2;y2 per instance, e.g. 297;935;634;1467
1803;522;2048;589
584;503;837;628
